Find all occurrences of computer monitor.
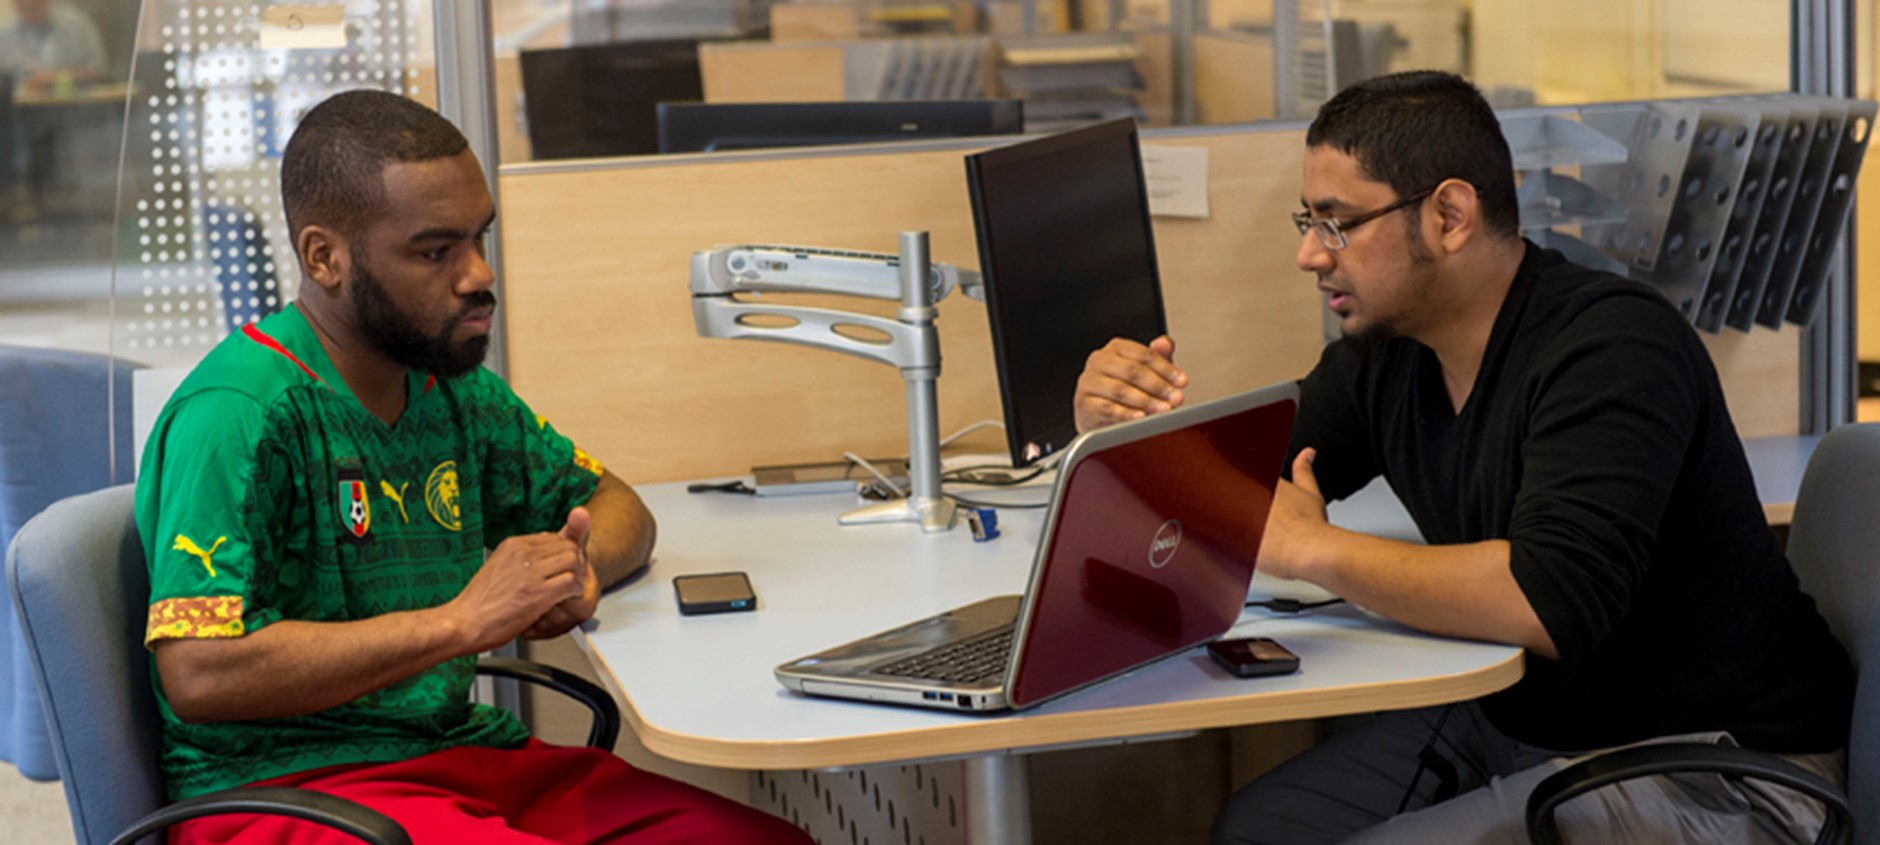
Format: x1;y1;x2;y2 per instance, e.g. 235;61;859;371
656;99;1024;154
519;40;706;160
965;118;1168;467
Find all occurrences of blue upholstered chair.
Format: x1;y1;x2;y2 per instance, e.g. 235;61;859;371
1527;423;1880;844
7;485;622;845
0;345;137;780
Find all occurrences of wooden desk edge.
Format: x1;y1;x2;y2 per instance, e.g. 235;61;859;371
581;639;1524;771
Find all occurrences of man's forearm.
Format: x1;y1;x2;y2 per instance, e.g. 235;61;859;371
585;471;655;588
1293;530;1558;660
155;607;470;724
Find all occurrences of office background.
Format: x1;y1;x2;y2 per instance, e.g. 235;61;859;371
0;1;1872;843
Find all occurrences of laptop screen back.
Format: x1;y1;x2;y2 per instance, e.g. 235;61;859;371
1007;393;1296;707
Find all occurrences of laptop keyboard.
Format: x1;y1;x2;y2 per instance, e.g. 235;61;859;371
875;625;1015;684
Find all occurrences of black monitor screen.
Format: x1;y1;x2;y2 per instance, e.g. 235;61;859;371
658;100;1023;154
519;41;705;160
966;118;1167;467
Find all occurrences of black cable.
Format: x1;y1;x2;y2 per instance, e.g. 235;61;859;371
1427;713;1496;785
686;480;755;495
939;464;1050;487
944;493;1051;510
1398;704;1460;814
1243;597;1346;613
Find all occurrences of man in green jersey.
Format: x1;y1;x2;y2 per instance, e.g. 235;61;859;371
138;90;808;843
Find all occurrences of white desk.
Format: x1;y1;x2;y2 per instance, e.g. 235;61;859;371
576;482;1522;842
1741;434;1820;526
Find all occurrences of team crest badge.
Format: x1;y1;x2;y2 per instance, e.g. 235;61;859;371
338;467;372;544
426;461;462;532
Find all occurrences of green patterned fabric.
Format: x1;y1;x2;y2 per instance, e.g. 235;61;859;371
135;306;603;800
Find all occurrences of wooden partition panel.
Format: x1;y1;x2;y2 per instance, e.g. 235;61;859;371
413;55;530;164
1701;331;1801;439
1132;32;1175;127
771;4;865;42
497;128;1801;485
699;42;848;103
499;130;1326;483
1195;31;1275;125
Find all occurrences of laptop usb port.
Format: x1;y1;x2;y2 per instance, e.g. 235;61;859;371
939;693;954;702
922;691;937;701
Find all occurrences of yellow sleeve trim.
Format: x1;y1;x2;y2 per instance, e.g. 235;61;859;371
572;446;604;478
145;596;246;648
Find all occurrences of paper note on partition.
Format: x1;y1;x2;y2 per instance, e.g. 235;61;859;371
1141;145;1210;219
259;5;348;50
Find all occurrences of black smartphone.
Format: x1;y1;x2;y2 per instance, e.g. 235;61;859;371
673;572;757;615
1207;637;1301;678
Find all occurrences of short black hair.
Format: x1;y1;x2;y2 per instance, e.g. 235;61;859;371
281;90;469;244
1306;71;1519;239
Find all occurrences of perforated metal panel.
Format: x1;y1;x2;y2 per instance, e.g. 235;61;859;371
755;763;967;845
115;0;429;366
1513;94;1870;335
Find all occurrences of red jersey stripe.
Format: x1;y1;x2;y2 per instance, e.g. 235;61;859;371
242;324;331;388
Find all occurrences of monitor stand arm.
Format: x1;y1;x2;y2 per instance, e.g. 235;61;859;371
690;231;958;533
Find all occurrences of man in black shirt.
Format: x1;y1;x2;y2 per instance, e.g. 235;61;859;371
1074;72;1851;843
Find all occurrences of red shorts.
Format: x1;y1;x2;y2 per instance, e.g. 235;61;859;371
168;739;810;845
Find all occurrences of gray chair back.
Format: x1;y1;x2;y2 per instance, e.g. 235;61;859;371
0;344;139;780
5;485;164;845
1784;424;1880;842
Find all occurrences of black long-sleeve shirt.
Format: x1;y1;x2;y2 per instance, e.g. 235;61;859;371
1289;242;1852;753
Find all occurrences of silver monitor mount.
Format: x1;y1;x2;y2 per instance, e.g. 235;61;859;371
689;231;984;533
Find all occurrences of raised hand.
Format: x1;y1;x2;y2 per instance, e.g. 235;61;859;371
1073;335;1187;433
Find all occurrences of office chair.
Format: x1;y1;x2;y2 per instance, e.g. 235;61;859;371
7;485;623;845
1526;424;1879;845
0;345;138;781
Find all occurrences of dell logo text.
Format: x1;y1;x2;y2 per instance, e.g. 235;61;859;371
1148;519;1182;569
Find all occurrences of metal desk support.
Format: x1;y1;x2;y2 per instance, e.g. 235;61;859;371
964;753;1033;844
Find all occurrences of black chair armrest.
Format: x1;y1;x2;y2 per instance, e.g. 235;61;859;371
109;787;410;845
475;657;621;750
1525;742;1851;845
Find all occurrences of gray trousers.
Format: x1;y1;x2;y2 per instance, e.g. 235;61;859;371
1212;703;1844;845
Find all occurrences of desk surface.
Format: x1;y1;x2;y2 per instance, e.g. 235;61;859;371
578;482;1523;771
1741;434;1819;525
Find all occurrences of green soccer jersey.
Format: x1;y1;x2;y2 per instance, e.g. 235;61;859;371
136;306;605;800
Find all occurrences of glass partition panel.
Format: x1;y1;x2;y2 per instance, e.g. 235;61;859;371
1856;0;1880;421
1;0;134;361
112;0;433;375
1471;0;1790;108
0;0;139;796
491;0;1796;162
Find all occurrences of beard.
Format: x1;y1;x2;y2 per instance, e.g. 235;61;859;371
1343;316;1397;351
1344;218;1439;349
350;250;494;379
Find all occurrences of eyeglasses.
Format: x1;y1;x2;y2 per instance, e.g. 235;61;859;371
1291;187;1438;251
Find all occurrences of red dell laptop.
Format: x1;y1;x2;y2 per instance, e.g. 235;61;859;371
774;381;1297;712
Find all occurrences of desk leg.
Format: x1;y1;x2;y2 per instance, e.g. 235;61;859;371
963;753;1032;844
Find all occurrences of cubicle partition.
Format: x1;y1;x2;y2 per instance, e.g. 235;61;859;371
496;121;1801;487
499;128;1318;483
